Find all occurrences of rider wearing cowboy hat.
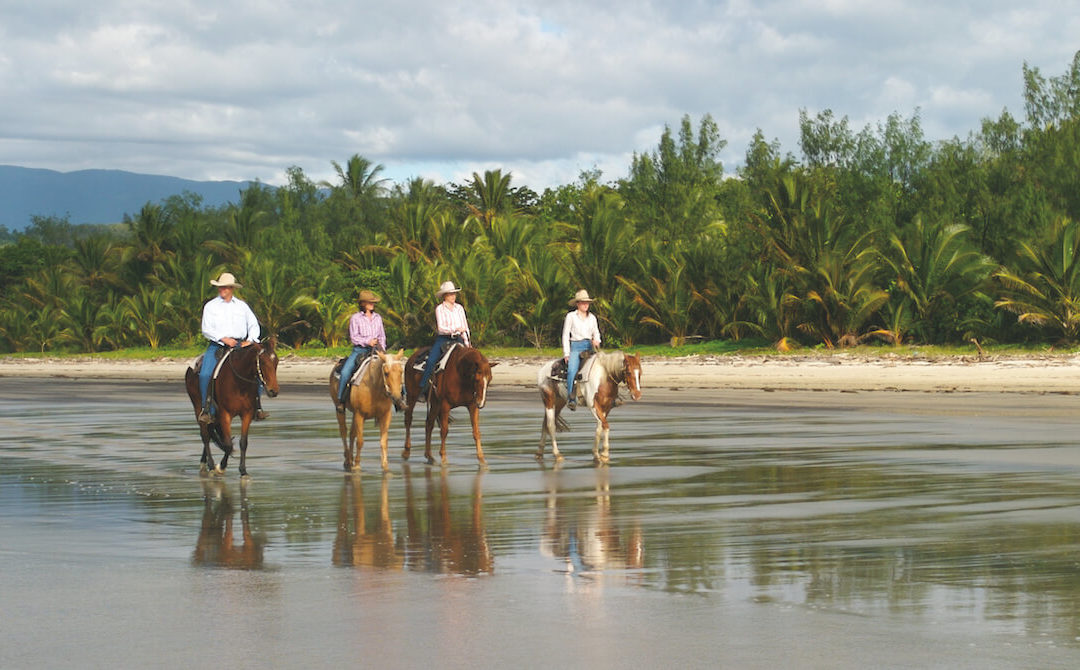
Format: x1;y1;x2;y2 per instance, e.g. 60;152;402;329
562;289;601;410
198;271;267;423
418;280;471;397
335;289;388;413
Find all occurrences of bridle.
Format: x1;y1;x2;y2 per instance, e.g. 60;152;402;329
228;344;272;389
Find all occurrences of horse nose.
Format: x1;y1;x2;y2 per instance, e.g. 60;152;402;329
267;388;279;398
631;388;642;401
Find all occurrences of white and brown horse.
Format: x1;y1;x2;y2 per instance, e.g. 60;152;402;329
536;351;642;464
329;350;406;472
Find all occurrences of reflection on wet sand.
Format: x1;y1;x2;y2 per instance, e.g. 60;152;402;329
541;467;643;584
192;479;266;570
402;467;493;576
332;474;402;569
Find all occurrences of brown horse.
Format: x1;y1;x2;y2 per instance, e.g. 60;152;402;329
536;351;642;464
184;339;280;477
402;344;496;466
192;479;265;569
329;349;406;472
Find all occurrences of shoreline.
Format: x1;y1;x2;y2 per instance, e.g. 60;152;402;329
3;352;1080;395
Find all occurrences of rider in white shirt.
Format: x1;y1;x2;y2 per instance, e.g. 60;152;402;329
562;289;601;410
198;272;265;423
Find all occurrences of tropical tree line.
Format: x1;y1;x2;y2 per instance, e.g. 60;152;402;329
4;52;1080;354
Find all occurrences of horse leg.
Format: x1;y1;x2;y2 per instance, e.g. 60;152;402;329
537;384;561;461
199;425;214;474
423;403;438;465
592;401;612;465
217;412;234;475
337;403;352;471
469;404;487;467
403;400;416;461
237;413;254;477
352;412;364;473
377;409;392;472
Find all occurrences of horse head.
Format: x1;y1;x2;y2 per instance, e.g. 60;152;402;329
623;353;643;401
379;349;406;410
462;349;496;409
257;337;280;397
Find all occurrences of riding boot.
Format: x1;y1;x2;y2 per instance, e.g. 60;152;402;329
335;393;347;414
255;397;270;421
198;404;213;424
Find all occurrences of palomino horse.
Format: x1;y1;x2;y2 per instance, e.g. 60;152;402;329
536;351;642;464
329;350;406;472
184;339;280;477
402;345;496;466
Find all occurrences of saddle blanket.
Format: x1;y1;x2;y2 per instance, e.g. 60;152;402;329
411;342;460;372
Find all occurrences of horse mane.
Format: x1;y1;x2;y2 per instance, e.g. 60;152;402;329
593;351;627;378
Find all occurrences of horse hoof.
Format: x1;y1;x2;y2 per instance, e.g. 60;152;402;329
425;457;435;465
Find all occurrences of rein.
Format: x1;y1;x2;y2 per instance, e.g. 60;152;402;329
227;346;270;389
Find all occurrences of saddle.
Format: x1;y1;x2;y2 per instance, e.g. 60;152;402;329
192;348;235;407
412;342;460;373
548;350;592;382
332;352;376;386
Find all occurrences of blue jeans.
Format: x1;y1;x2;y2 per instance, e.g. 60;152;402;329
420;335;463;392
566;340;594;401
199;342;226;411
337;345;374;403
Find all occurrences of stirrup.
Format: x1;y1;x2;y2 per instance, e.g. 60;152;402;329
335;400;346;414
198;408;213;424
256;409;270;421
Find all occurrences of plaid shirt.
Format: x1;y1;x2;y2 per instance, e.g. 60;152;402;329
349;311;386;349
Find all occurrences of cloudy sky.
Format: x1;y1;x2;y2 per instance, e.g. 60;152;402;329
1;1;1077;191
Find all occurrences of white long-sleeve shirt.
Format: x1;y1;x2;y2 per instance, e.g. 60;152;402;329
435;301;471;346
201;296;261;344
562;310;601;357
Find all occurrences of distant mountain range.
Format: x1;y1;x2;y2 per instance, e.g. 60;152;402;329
0;165;258;231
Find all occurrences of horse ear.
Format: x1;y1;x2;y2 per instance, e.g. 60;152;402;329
396;348;404;357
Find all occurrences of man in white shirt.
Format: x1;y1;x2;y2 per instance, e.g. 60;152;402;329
198;272;264;424
562;289;601;410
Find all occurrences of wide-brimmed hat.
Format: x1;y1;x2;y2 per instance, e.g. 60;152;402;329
357;289;381;304
210;272;242;288
569;289;594;306
436;281;462;299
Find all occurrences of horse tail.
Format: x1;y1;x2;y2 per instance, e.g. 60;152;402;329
555;414;570;432
207;422;228;451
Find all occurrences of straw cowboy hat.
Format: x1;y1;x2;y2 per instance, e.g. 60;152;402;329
569;289;594;306
436;281;462;299
210;272;242;288
357;289;381;303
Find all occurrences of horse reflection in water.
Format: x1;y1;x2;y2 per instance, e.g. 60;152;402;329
402;467;493;576
332;475;403;569
330;468;492;576
540;467;643;583
192;479;266;569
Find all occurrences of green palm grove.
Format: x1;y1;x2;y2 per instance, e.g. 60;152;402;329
4;53;1080;354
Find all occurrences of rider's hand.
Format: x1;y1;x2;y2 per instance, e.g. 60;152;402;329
222;337;238;347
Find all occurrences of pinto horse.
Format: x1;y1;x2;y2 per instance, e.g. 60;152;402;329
184;339;280;476
402;345;496;466
329;349;406;472
536;351;642;464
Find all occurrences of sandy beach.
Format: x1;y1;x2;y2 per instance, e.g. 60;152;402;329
2;351;1079;394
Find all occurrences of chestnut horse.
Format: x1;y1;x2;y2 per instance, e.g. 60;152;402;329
329;350;406;472
184;339;280;476
536;351;642;464
402;345;496;466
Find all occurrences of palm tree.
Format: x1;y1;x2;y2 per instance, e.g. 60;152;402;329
878;216;994;343
994;217;1080;343
122;285;175;349
325;154;388;202
464;169;514;232
617;249;702;346
243;258;319;346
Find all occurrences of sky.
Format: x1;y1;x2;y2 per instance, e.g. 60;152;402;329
0;0;1078;192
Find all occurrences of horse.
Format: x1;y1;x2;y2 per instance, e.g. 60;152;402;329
184;338;280;477
402;344;496;466
536;350;643;464
192;479;265;569
329;349;406;472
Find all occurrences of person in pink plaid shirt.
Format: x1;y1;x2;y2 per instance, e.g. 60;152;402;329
335;289;387;413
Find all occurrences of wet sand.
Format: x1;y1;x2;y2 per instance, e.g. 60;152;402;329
4;363;1080;667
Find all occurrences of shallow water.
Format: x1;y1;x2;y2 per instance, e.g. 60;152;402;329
3;379;1080;668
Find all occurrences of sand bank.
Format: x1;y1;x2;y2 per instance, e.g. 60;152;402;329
2;352;1079;394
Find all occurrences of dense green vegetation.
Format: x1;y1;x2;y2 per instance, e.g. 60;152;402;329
4;53;1080;355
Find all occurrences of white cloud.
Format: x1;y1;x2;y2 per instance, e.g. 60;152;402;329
0;0;1078;190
